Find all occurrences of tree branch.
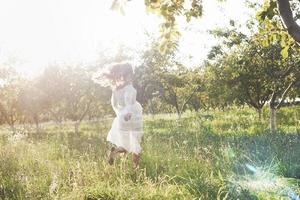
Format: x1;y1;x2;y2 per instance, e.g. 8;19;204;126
79;99;92;123
179;86;200;113
276;81;296;109
270;90;277;108
277;0;300;43
245;88;259;109
0;103;9;124
279;65;294;78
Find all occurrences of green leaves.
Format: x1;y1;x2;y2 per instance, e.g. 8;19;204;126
145;0;203;54
185;0;203;22
255;0;299;59
280;44;289;59
136;42;203;115
256;0;277;22
159;25;181;54
206;21;300;113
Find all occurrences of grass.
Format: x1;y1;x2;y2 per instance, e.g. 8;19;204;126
0;106;299;199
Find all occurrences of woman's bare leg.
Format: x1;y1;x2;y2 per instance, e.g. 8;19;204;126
133;153;140;168
108;146;127;165
115;147;127;153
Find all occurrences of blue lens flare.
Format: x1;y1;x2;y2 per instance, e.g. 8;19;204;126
236;164;300;199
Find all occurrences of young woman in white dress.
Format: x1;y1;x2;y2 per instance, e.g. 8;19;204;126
93;62;143;168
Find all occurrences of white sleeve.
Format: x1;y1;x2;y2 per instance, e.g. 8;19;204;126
124;87;137;113
111;93;120;114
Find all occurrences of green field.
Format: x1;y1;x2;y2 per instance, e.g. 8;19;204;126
0;106;299;200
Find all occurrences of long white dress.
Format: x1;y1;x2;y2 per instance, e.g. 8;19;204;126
107;84;143;154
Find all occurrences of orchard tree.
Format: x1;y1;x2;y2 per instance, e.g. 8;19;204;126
146;0;300;52
257;0;300;46
207;29;300;131
206;42;273;120
60;65;96;134
137;43;202;118
134;41;174;113
112;0;300;54
0;67;23;133
37;65;66;125
204;27;248;110
204;61;243;110
266;50;300;133
159;66;202;119
85;77;112;121
188;87;208;112
19;79;49;133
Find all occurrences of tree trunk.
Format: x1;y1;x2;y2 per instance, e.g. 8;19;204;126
256;108;262;121
177;111;182;120
277;0;300;43
149;99;155;116
175;105;181;120
74;122;80;135
270;106;277;133
33;115;40;134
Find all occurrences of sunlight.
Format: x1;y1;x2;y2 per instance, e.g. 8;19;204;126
0;0;253;77
0;0;160;77
0;1;299;199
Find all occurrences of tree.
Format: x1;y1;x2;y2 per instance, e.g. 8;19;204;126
60;65;96;134
37;64;96;134
0;67;23;133
112;0;300;53
256;0;300;59
19;79;49;133
275;0;300;43
266;50;300;133
37;65;66;125
208;43;275;120
202;26;253;110
137;43;202;119
206;26;300;130
144;0;202;53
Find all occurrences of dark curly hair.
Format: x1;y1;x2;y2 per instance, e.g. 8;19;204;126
93;62;133;87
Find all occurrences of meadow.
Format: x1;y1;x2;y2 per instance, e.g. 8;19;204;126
0;106;299;200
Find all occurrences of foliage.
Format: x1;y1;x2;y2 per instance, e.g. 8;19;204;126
143;0;300;56
36;65;111;134
144;0;202;53
206;16;300;129
19;79;50;132
0;67;24;132
135;42;202;118
256;0;300;58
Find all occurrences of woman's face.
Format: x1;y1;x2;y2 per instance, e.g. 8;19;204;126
115;79;125;87
113;68;132;88
115;75;126;87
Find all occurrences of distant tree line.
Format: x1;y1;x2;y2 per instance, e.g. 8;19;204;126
1;11;300;134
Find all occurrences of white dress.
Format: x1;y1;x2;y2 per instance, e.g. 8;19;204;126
107;84;143;154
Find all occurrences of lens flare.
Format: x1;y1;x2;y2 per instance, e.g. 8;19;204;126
235;164;300;199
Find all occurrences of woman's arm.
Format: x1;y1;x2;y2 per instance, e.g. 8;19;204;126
124;87;137;121
111;93;120;114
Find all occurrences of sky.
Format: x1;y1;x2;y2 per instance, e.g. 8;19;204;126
0;0;255;77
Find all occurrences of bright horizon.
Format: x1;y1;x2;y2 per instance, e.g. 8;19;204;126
0;0;254;78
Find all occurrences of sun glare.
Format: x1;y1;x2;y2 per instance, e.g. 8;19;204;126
0;0;252;77
0;0;160;77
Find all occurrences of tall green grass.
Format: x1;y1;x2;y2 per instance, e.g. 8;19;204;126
0;106;299;199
